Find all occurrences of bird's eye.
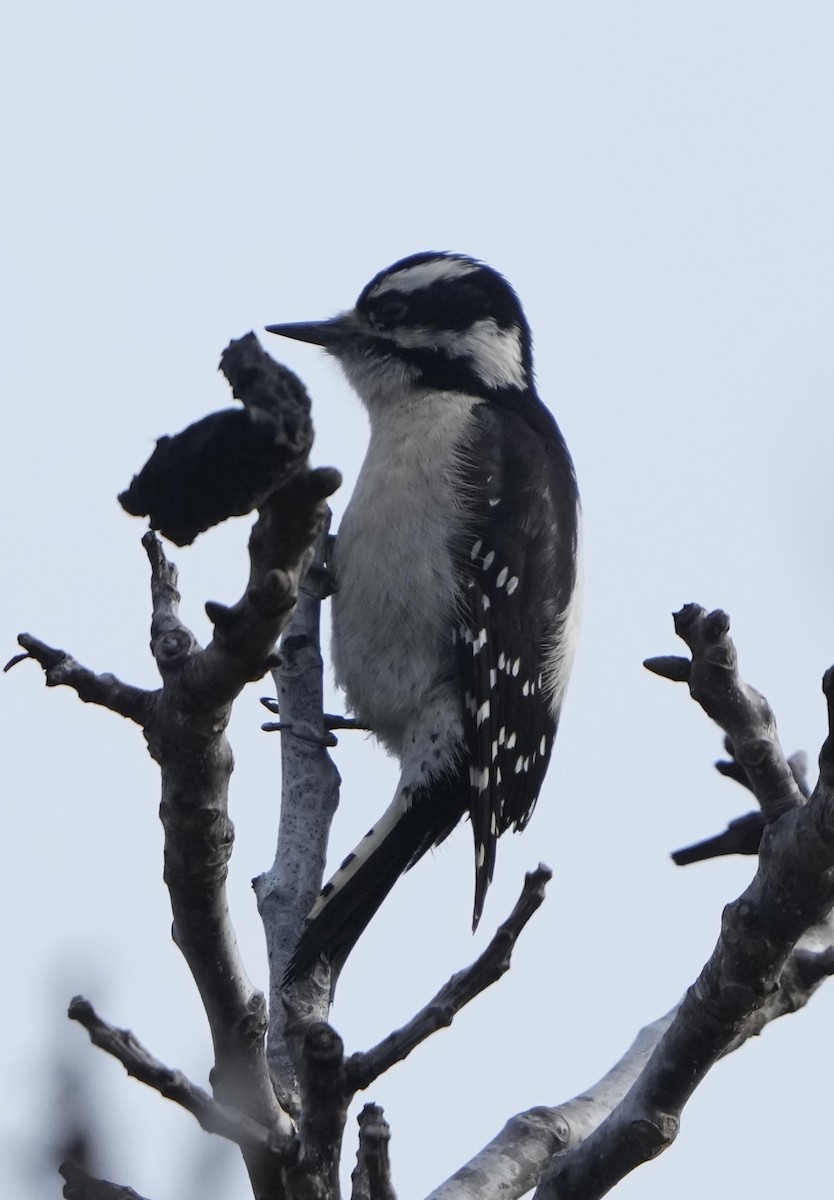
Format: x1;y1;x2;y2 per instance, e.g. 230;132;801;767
369;297;407;329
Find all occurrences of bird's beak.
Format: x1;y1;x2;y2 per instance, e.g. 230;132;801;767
265;313;355;351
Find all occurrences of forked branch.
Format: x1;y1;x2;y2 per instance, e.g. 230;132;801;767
346;865;551;1092
431;606;834;1200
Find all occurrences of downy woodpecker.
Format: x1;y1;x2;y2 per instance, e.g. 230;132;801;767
267;251;581;985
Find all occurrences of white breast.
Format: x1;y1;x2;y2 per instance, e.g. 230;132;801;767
331;389;478;754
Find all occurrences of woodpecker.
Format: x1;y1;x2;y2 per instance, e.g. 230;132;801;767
267;251;580;986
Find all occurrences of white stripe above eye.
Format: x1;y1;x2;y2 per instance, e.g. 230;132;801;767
370;257;479;297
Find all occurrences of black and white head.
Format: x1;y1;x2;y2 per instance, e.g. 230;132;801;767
266;252;535;411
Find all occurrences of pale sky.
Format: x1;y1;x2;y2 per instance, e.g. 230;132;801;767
3;4;834;1198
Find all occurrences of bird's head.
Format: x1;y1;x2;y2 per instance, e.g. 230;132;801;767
266;252;534;409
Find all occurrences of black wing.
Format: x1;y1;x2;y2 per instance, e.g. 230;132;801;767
454;397;580;926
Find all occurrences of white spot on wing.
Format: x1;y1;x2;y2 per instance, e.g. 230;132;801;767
470;766;488;791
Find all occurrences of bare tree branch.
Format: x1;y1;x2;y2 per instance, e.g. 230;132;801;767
5;636;152;723
288;1021;350;1200
531;607;834;1199
431;607;834;1200
671;810;763;865
12;343;344;1200
668;638;813;869
60;1161;152;1200
429;930;833;1200
426;1010;677;1200
346;865;551;1092
712;741;811;800
647;604;805;821
141;472;339;1200
254;530;340;1093
351;1105;397;1200
261;870;550;1195
68;997;284;1155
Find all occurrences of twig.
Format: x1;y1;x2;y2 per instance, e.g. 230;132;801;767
271;866;549;1200
645;604;805;821
68;997;284;1156
346;865;551;1092
671;811;763;865
5;636;151;724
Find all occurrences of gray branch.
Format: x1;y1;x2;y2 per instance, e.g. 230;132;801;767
426;1010;676;1200
68;996;283;1156
60;1161;152;1200
645;604;805;821
430;605;834;1200
14;404;340;1199
140;470;338;1200
430;927;833;1200
292;1021;350;1199
271;866;551;1198
5;636;152;723
351;1105;397;1200
534;606;834;1199
254;530;341;1094
346;865;551;1092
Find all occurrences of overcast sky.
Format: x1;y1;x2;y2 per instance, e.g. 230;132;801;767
3;3;834;1198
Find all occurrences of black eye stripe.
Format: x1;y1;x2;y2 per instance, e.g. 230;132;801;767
369;296;408;328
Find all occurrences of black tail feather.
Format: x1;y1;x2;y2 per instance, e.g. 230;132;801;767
283;766;467;990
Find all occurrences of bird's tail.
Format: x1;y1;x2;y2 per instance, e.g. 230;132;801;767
283;765;466;990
